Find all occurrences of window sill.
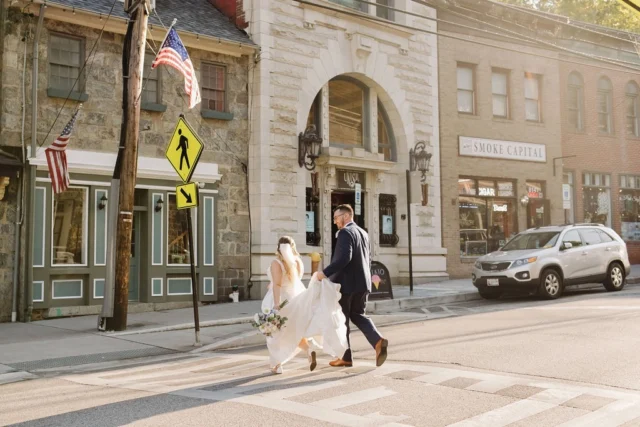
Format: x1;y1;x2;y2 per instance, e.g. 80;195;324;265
492;116;512;123
201;109;234;121
47;88;89;102
567;129;587;135
141;103;167;113
597;132;617;139
525;120;545;127
458;113;480;120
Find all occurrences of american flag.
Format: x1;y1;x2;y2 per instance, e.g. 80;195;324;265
152;28;201;109
45;109;81;194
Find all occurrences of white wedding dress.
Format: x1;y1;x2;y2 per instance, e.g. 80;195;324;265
262;258;348;368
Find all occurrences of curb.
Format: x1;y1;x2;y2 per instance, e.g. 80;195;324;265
104;316;254;337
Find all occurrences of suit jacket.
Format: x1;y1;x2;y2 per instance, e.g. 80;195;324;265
323;222;371;294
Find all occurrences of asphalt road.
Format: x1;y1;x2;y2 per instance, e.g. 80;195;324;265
3;286;640;426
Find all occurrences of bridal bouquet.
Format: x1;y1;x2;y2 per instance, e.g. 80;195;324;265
252;300;288;337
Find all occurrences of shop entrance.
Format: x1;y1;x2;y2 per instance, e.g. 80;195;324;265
527;199;551;229
331;191;365;257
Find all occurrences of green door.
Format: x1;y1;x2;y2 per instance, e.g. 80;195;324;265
128;212;140;301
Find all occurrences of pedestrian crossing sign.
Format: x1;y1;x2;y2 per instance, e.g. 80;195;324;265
165;116;204;183
176;182;199;210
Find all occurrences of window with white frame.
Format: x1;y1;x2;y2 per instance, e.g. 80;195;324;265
457;64;475;114
376;0;393;20
142;51;161;104
49;34;84;92
201;62;226;112
524;72;541;122
52;187;88;265
567;72;584;131
582;172;611;228
626;81;639;137
597;77;613;134
492;69;509;118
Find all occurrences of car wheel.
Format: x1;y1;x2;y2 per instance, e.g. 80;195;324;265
603;262;626;292
539;269;563;300
479;290;502;300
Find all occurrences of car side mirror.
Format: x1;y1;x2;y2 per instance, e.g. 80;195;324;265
562;242;573;250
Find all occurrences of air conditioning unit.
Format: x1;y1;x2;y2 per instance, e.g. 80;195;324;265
122;0;156;12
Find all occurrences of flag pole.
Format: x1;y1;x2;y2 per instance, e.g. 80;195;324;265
153;18;177;57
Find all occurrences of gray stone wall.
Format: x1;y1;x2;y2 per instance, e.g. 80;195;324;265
0;163;18;323
0;8;251;309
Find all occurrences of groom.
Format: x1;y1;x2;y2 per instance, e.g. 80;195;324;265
316;204;388;368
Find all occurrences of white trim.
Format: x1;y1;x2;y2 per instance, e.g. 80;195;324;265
151;278;164;297
52;279;83;299
204;196;215;266
51;186;89;267
203;277;215;295
167;278;193;296
151;193;164;266
33;281;45;302
93;278;105;299
28;148;222;184
34;179;218;193
94;189;108;266
34;187;46;268
167;193;198;267
37;178;111;187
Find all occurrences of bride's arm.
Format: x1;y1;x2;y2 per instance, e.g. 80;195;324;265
296;258;304;280
271;260;283;307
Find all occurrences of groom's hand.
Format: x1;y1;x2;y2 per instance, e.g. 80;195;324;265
316;271;326;280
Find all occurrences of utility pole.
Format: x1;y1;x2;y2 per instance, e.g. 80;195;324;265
106;1;149;331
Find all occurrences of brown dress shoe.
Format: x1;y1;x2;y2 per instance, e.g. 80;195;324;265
329;358;353;367
375;338;388;367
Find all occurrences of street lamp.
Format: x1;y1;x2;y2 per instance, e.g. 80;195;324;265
298;124;322;171
406;141;433;296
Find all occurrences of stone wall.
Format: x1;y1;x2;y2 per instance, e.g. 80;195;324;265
0;158;19;323
0;8;251;304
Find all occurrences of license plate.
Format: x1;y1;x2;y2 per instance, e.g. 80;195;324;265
487;278;499;287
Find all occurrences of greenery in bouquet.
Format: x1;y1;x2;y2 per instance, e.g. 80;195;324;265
252;300;289;337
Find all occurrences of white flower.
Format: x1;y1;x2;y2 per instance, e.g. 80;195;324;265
262;308;270;315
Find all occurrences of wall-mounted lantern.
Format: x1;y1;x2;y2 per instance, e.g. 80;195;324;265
409;141;432;206
98;194;108;210
155;197;164;212
298;124;322;171
520;195;530;207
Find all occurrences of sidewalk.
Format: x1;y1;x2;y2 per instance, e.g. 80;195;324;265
1;266;639;378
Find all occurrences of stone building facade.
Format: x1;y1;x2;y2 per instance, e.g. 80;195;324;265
0;0;255;321
226;0;446;292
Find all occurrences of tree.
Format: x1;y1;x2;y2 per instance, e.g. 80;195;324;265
498;0;640;34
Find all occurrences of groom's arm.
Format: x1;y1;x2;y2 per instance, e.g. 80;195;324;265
322;230;353;278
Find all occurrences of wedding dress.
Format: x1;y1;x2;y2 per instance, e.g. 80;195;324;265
261;257;348;369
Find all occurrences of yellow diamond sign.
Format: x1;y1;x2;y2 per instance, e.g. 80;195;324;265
166;116;204;183
175;182;199;210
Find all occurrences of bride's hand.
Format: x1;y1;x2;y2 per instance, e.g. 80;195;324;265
316;271;326;280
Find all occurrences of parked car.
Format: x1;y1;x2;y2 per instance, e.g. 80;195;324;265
471;224;631;300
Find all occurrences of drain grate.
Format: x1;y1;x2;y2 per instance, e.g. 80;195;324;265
5;347;176;371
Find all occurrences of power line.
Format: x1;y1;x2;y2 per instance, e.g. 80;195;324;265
37;0;120;150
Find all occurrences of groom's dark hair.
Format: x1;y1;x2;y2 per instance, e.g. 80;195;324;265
335;204;354;217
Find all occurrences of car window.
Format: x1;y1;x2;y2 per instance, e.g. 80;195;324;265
597;230;614;242
579;228;602;245
562;230;582;248
501;232;559;251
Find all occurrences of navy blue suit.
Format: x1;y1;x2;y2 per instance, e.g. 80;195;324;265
323;222;381;362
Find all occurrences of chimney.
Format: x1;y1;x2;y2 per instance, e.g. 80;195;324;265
209;0;248;30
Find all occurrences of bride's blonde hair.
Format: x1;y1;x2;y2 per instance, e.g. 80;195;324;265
276;236;300;282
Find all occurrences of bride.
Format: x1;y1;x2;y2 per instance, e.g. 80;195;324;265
262;236;348;374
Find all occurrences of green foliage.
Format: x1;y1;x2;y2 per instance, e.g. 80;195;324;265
497;0;640;33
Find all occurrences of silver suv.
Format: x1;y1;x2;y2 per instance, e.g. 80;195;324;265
471;224;631;300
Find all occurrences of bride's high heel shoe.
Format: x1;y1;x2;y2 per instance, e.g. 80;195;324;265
308;350;317;372
271;364;283;374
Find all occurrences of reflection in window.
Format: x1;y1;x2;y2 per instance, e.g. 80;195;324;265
167;194;194;265
329;79;364;146
562;230;582;248
52;187;87;265
376;0;392;20
597;77;613;133
567;72;584;131
620;174;640;241
201;63;226;112
583;172;611;227
377;101;395;161
49;34;83;92
626;81;639;137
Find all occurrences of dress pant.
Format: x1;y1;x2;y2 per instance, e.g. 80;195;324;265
339;291;382;363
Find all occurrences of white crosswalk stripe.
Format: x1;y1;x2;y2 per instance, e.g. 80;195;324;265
32;353;640;426
0;370;37;385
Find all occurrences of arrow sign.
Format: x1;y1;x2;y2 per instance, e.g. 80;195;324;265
176;182;199;210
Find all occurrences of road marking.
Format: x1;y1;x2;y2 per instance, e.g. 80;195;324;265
312;386;397;409
524;306;640;310
0;371;37;385
557;399;640;427
465;378;518;394
528;388;583;405
448;399;556;427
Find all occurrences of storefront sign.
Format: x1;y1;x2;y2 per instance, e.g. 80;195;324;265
337;169;366;190
479;187;496;196
382;215;393;234
369;261;393;300
305;211;315;232
563;184;572;210
459;136;546;163
493;204;508;212
354;183;362;215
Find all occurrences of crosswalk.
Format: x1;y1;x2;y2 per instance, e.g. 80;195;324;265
45;352;640;427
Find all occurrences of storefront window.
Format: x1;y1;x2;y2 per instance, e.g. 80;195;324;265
52;187;87;265
583;172;611;227
329;78;364;146
526;181;549;228
459;178;517;256
620;175;640;241
167;194;195;265
378;101;396;161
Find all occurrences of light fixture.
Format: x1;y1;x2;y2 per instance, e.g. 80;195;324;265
409;141;433;206
520;195;530;207
298;124;323;171
155;197;164;212
98;194;108;210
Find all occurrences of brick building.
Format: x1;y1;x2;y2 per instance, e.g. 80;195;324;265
0;0;256;322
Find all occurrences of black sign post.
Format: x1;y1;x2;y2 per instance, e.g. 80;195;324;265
369;261;393;300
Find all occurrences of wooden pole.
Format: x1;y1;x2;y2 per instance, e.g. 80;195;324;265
106;3;148;331
406;170;414;296
186;211;201;346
